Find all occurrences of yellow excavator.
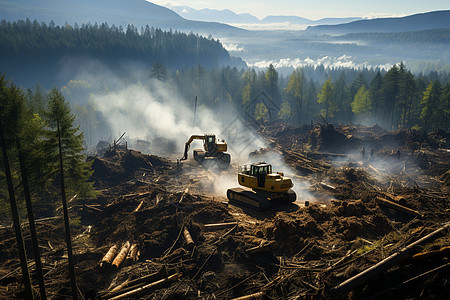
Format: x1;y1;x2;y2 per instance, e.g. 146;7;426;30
180;134;231;164
227;162;296;210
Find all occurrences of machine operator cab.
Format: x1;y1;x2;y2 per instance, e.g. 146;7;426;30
238;162;293;192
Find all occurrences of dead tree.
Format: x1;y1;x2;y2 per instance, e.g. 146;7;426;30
0;114;33;299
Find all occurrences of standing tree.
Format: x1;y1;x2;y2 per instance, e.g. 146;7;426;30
317;77;334;121
44;88;94;198
351;85;372;121
420;81;442;132
285;68;304;125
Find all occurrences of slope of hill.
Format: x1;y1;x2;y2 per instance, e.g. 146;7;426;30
306;10;450;35
0;0;246;36
169;6;259;23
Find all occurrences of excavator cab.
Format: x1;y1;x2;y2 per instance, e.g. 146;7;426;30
180;134;230;164
249;163;271;187
229;162;296;209
204;134;217;153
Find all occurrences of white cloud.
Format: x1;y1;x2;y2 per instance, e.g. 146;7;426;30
249;56;392;71
222;43;245;52
363;12;407;19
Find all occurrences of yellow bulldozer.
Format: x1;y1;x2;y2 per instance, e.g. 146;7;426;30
227;162;296;210
180;134;231;164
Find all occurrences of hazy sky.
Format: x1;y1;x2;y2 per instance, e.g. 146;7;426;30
149;0;449;20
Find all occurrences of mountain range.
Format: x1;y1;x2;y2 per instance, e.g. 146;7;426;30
168;5;362;25
0;0;245;36
306;10;450;35
1;1;449;36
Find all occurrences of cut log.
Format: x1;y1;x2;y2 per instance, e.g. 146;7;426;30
112;241;131;269
204;222;238;231
100;245;119;268
84;204;103;212
231;291;264;300
103;267;168;298
178;188;189;204
319;182;336;191
108;273;182;300
183;227;194;249
412;246;450;260
375;197;423;218
133;201;143;213
126;243;139;264
333;222;450;295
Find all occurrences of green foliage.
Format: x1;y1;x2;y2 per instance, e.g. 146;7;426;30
351;85;372;117
278;102;291;120
44;88;95;198
255;102;268;121
285;68;304;124
0;19;232;70
317;77;334;119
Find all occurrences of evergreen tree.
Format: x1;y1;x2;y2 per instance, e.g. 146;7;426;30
382;65;400;129
285;68;304;125
317;77;334;120
351;85;372;120
44;88;94;198
369;71;383;124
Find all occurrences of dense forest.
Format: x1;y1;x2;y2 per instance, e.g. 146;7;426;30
0;19;244;86
1;20;449;151
0;74;95;221
61;61;449;140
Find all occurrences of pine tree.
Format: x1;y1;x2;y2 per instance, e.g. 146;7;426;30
317;77;334;120
285;68;304;125
351;85;372;120
44;88;94;198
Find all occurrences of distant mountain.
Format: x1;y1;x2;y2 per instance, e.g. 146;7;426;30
306;10;450;35
310;17;362;25
170;5;362;26
260;16;362;25
0;0;246;36
170;6;259;23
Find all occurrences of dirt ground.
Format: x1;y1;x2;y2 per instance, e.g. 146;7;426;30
0;123;449;299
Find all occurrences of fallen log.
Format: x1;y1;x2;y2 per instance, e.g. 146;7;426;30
366;262;450;299
204;222;238;231
100;245;119;268
375;197;423;218
319;182;336;191
102;267;168;298
231;291;264;300
133;201;144;213
178;188;189;204
84;204;103;212
412;246;450;260
126;243;139;264
108;273;182;300
246;241;276;254
333;222;450;295
112;241;131;269
183;227;194;249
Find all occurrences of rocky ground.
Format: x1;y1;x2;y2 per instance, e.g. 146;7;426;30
0;123;449;299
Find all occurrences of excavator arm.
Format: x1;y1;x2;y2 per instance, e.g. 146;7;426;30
180;135;205;161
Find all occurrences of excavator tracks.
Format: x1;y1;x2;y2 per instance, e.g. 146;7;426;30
227;187;270;210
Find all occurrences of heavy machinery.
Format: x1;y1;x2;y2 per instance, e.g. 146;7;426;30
227;162;296;210
180;134;231;164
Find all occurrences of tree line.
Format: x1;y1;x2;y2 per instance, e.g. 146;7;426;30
57;60;450;147
0;74;94;222
0;19;237;70
139;62;449;131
